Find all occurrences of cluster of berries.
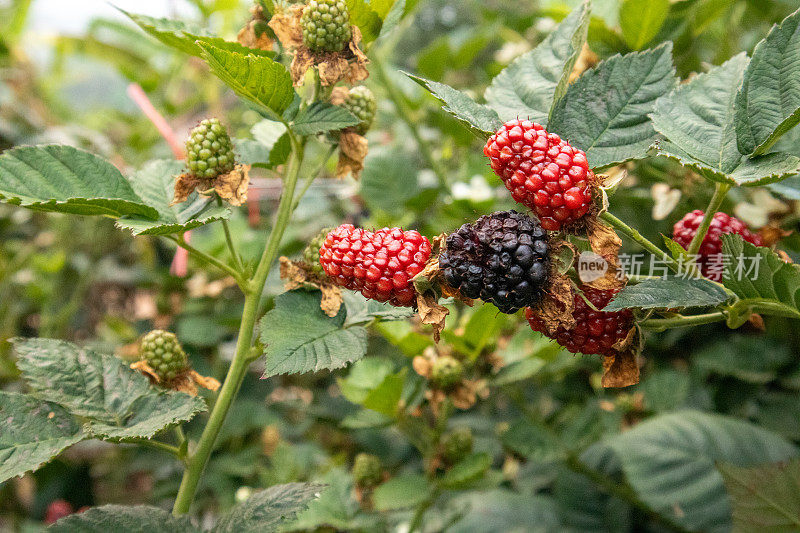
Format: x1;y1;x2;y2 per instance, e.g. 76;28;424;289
304;107;765;358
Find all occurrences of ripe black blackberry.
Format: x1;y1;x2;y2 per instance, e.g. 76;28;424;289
439;210;549;314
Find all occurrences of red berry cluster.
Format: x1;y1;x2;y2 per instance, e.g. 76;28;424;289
672;210;763;282
484;119;592;231
526;286;633;356
319;224;432;306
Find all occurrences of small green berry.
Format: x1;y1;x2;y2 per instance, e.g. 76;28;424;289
301;0;352;53
430;356;464;389
140;330;188;382
441;427;473;464
352;453;382;488
186;118;236;180
342;86;376;135
303;227;333;277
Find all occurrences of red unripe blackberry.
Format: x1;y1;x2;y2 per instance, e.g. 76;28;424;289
672;210;763;282
484;119;592;231
439;210;550;314
45;500;74;525
526;286;633;357
319;224;432;306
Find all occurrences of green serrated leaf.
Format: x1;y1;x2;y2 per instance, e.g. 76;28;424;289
377;0;405;39
439;452;491;489
359;151;421;215
291;102;359;136
0;391;86;483
736;8;800;156
694;335;793;384
549;43;676;169
484;1;590;124
215;483;326;533
49;504;199;533
651;54;800;185
343;292;414;326
286;468;378;531
362;368;406;417
260;291;367;377
12;338;205;439
0;145;157;219
372;474;432;511
719;459;800;533
721;234;800;320
619;0;669;50
116;160;230;236
120;8;274;60
346;0;382;43
405;72;502;135
604;278;730;311
501;420;563;462
197;41;295;120
607;410;798;532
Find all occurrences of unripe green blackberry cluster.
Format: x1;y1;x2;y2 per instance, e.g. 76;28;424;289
303;227;333;277
140;330;188;382
352;453;382;488
342;86;376;135
301;0;352;53
441;427;473;464
186;118;235;180
430;356;464;389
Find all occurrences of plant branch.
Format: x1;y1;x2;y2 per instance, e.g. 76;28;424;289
218;197;244;272
172;136;306;515
167;234;245;288
600;211;682;275
640;311;727;332
372;55;450;192
686;183;731;257
124;437;182;458
291;144;337;212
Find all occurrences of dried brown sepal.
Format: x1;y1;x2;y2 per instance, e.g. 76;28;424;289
585;217;626;291
415;290;449;343
412;355;433;378
330;86;349;106
759;224;792;247
528;267;576;336
279;256;343;317
267;2;304;48
171;164;251;207
270;3;369;86
130;361;220;396
237;5;275;51
568;43;599;83
336;130;369;179
601;350;639;388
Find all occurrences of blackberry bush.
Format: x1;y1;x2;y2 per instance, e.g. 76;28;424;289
319;224;432;306
352;453;382;488
441;427;473;464
186;118;235;180
484;119;592;231
139;329;189;381
301;0;352;53
439;210;549;314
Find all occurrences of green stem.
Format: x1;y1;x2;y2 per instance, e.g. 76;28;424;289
172;138;305;515
291;145;336;212
409;487;441;533
564;453;692;533
640;311;727;332
218;197;244;273
600;211;682;275
125;437;182;458
372;55;450;192
686;183;731;257
168;234;245;288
